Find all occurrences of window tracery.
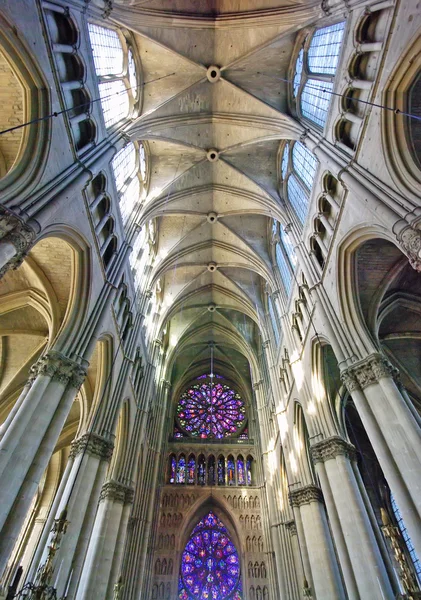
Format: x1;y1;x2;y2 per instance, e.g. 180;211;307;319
178;511;242;600
280;141;318;224
88;23;140;127
391;494;421;580
111;141;147;227
273;220;296;296
292;22;345;129
175;376;246;439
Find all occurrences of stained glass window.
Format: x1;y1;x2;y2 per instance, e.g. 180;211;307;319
169;455;176;484
281;144;289;179
208;456;216;486
88;24;123;76
246;457;252;486
239;428;249;440
198;455;206;486
391;494;421;580
237;456;245;485
292;142;318;190
178;511;242;600
173;425;185;439
176;380;246;439
187;455;196;485
218;456;226;485
293;49;304;98
227;456;235;486
98;80;129;127
177;455;186;484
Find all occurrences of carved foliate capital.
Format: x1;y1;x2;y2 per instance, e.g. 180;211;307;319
0;207;37;278
289;485;323;507
285;520;297;536
70;432;114;461
100;480;134;504
396;225;421;272
341;354;399;391
31;351;87;388
311;436;357;464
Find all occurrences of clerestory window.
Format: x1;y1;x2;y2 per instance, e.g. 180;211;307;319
273;220;297;296
111;141;147;227
292;22;345;129
88;23;140;127
280;141;318;225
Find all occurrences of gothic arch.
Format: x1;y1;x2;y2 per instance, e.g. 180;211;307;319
0;13;50;201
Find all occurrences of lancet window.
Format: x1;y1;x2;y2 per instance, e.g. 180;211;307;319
292;22;345;128
179;511;242;600
280;141;318;224
273;220;297;296
88;23;140;127
111;142;147;226
168;454;254;486
268;295;281;345
391;494;421;580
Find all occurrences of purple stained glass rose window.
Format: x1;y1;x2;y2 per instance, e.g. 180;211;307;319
176;381;246;439
178;511;243;600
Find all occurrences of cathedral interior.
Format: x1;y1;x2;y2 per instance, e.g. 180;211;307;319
0;0;421;599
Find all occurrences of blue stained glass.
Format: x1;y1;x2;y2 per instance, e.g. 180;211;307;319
198;456;206;486
208;456;216;486
227;457;235;486
308;22;345;76
177;455;186;484
169;455;176;484
177;382;246;439
246;458;252;486
217;457;225;485
237;457;245;485
301;80;334;127
188;456;196;485
179;511;242;600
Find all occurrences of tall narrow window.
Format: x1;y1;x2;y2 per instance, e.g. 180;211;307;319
208;455;216;485
198;455;206;485
246;457;253;486
391;494;421;581
169;454;176;484
268;295;280;345
292;22;345;128
88;23;139;127
237;456;245;485
227;456;235;486
218;455;226;485
187;455;196;485
280;141;318;225
112;142;145;226
176;454;186;484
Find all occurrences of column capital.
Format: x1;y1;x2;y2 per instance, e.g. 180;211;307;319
340;353;399;391
99;480;134;504
284;520;297;536
253;379;263;391
70;432;114;461
310;436;357;464
395;224;421;272
0;207;37;277
289;484;323;507
30;351;87;389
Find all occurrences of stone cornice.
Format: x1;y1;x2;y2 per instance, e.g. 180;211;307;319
289;484;323;507
99;480;134;504
29;351;87;389
70;432;114;461
310;436;357;464
340;353;399;391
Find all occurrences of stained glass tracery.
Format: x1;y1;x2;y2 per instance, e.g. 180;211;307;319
179;511;242;600
177;378;246;439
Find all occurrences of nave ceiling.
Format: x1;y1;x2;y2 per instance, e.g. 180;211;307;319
110;1;324;387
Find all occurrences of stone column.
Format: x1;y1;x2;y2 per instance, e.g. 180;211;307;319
0;207;36;278
76;480;134;600
0;352;86;577
37;433;114;599
285;520;304;598
311;436;395;600
289;485;345;600
341;354;421;559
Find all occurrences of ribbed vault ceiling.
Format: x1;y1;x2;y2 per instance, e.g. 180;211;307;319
111;1;323;385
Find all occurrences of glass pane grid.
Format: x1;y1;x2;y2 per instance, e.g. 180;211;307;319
112;143;137;191
268;296;280;344
293;49;304;97
127;49;138;96
292;142;318;189
276;243;292;294
281;143;289;179
281;225;297;269
119;176;140;225
301;79;333;128
391;495;421;579
98;81;129;127
88;23;124;76
288;174;309;224
308;22;345;75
